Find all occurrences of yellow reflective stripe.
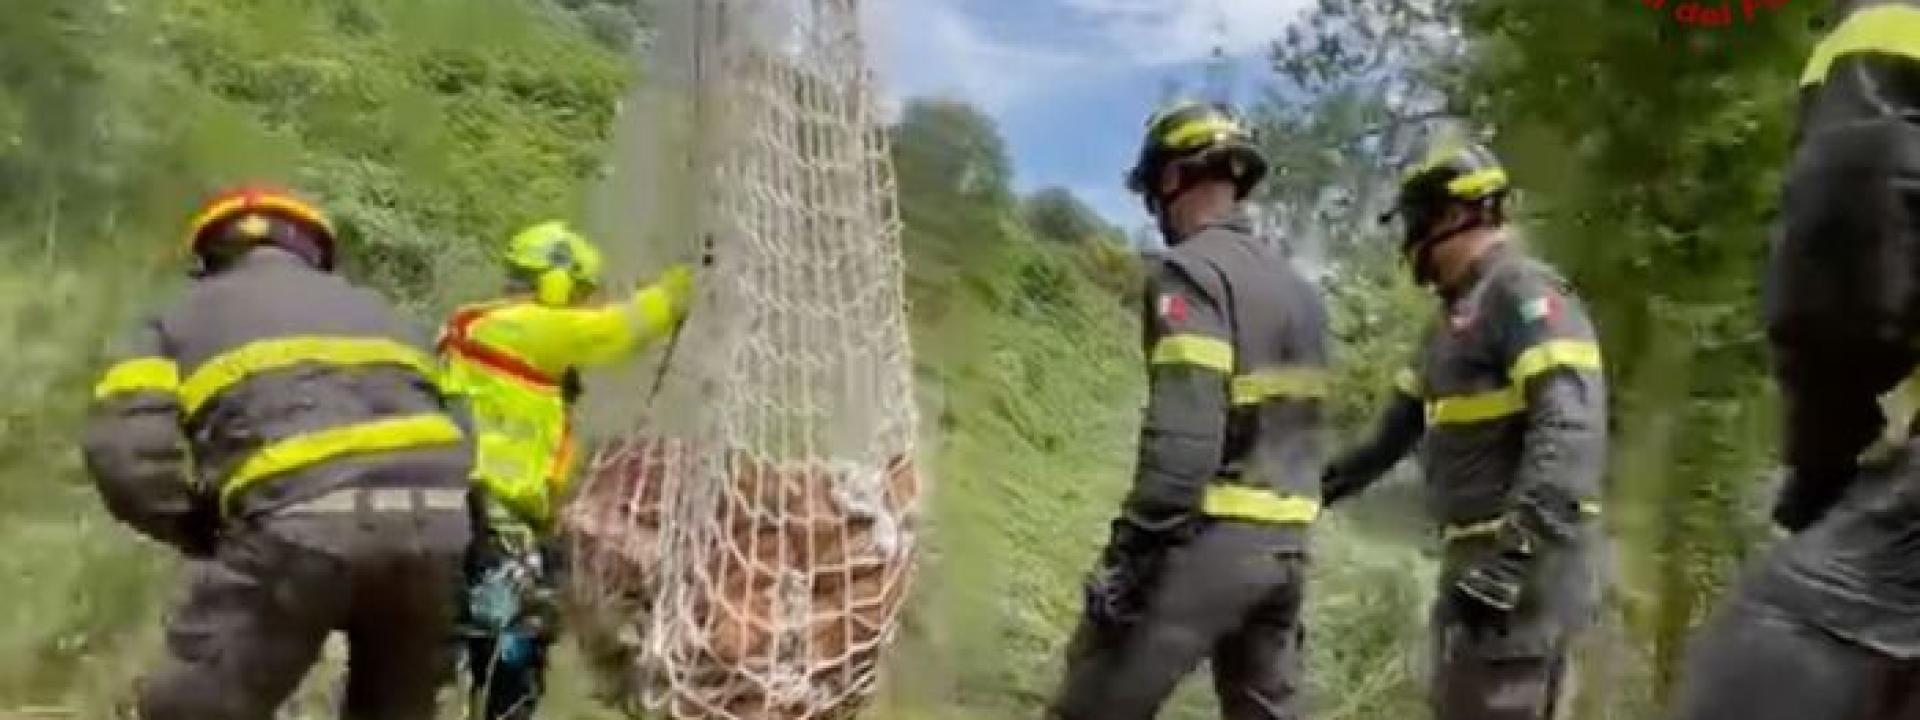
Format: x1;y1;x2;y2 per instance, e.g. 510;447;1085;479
221;413;464;510
1201;484;1321;524
1426;387;1525;424
1394;367;1421;397
1426;341;1599;424
181;337;437;415
1443;503;1603;543
1150;334;1234;373
1163;116;1243;150
1232;366;1330;405
1442;517;1506;542
1446;167;1509;198
93;358;181;400
1508;339;1603;386
1801;4;1920;87
1867;363;1920;464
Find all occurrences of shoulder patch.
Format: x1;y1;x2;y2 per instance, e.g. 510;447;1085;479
1519;293;1562;324
1158;293;1189;324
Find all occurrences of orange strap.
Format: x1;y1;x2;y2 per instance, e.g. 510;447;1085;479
439;303;559;390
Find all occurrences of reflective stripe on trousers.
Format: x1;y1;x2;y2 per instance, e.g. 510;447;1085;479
279;486;471;516
1441;502;1604;543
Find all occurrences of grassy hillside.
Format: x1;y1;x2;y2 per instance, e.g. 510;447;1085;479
0;0;633;715
0;3;1444;719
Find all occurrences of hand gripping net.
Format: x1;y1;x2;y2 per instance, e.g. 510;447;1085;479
561;1;922;718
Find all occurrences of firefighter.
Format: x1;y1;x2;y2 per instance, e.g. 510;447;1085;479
437;220;695;720
1322;136;1608;720
1047;101;1330;720
82;185;474;719
1671;3;1920;718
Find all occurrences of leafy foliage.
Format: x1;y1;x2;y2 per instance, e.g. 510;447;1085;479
1022;187;1117;246
0;0;631;713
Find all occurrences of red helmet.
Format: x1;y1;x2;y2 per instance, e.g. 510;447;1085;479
184;184;338;271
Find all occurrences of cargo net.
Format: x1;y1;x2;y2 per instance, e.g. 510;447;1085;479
561;1;922;718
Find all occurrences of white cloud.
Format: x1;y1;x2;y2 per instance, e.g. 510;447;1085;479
1061;0;1314;66
860;0;1315;114
864;0;1096;115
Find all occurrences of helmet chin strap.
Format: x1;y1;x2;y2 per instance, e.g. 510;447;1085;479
1407;210;1485;287
1149;170;1213;245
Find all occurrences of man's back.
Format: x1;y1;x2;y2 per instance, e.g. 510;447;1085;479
135;249;461;514
84;227;473;719
1164;219;1330;515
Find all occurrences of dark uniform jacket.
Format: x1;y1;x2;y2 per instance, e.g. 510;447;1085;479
1764;0;1920;528
1332;242;1607;654
1124;214;1330;540
1752;0;1920;656
82;249;471;554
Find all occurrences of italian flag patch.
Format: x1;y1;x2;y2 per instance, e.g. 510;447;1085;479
1521;294;1560;323
1159;294;1189;323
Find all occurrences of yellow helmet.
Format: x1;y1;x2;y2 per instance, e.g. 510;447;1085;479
505;220;605;306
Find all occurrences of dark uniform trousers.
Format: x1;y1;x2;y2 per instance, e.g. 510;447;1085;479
1051;523;1307;720
139;457;471;720
1431;532;1598;720
1675;590;1920;720
1674;458;1920;720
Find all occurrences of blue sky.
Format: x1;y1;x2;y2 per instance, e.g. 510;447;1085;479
866;0;1313;232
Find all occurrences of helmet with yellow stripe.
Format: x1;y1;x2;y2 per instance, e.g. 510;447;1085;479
1125;100;1270;214
505;220;605;306
186;184;338;275
1384;132;1511;283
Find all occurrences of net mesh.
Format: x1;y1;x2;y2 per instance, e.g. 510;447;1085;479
562;1;921;717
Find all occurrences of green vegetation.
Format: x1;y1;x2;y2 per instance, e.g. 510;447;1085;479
0;0;633;715
0;0;1846;718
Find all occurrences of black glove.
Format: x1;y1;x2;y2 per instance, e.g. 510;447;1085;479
1322;463;1361;505
1082;515;1190;626
1455;550;1527;618
173;494;223;559
1771;465;1851;533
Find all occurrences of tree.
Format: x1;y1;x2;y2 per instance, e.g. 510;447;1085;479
891;98;1014;210
889;97;1022;301
1256;0;1471;267
1022;187;1114;246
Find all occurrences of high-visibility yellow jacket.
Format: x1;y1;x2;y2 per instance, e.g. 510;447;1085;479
438;276;688;530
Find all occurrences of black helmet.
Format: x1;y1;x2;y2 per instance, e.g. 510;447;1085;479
1125;101;1270;212
1385;135;1510;245
1383;134;1510;283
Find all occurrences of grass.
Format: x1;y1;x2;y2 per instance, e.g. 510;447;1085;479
0;3;1442;717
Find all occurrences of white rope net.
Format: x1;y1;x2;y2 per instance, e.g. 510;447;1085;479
562;1;921;717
